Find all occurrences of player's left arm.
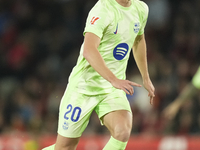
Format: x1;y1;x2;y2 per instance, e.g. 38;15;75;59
132;34;155;105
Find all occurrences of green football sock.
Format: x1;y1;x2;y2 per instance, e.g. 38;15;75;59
103;136;128;150
42;144;55;150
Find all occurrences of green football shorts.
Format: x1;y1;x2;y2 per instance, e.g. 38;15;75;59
57;87;132;138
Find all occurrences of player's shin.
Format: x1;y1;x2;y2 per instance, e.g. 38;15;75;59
42;144;55;150
103;136;128;150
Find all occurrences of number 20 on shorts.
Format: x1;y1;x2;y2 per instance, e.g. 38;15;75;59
64;104;82;122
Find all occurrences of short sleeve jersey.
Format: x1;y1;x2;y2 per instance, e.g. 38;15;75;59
192;66;200;89
68;0;149;95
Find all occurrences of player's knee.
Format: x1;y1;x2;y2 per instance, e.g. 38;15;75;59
112;124;131;142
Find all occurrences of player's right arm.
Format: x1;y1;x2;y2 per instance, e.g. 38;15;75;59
83;32;141;95
163;66;200;119
163;83;198;120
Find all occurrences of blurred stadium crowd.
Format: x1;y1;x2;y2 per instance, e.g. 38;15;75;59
0;0;200;140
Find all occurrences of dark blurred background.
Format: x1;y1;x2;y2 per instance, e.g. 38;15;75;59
0;0;200;149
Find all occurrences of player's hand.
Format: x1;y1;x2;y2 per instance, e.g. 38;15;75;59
111;78;142;95
143;78;155;105
162;100;182;120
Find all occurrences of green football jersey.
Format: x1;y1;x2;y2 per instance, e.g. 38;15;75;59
192;66;200;89
68;0;149;95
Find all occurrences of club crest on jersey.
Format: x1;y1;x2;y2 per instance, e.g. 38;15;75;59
90;16;100;25
113;43;129;60
63;121;69;130
134;22;140;33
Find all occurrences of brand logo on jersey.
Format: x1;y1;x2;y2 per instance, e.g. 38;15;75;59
90;16;100;25
114;23;118;34
134;23;140;33
113;43;129;60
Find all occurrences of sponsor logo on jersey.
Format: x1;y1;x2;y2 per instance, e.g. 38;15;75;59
90;16;100;25
113;43;129;60
134;22;140;33
114;23;118;34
